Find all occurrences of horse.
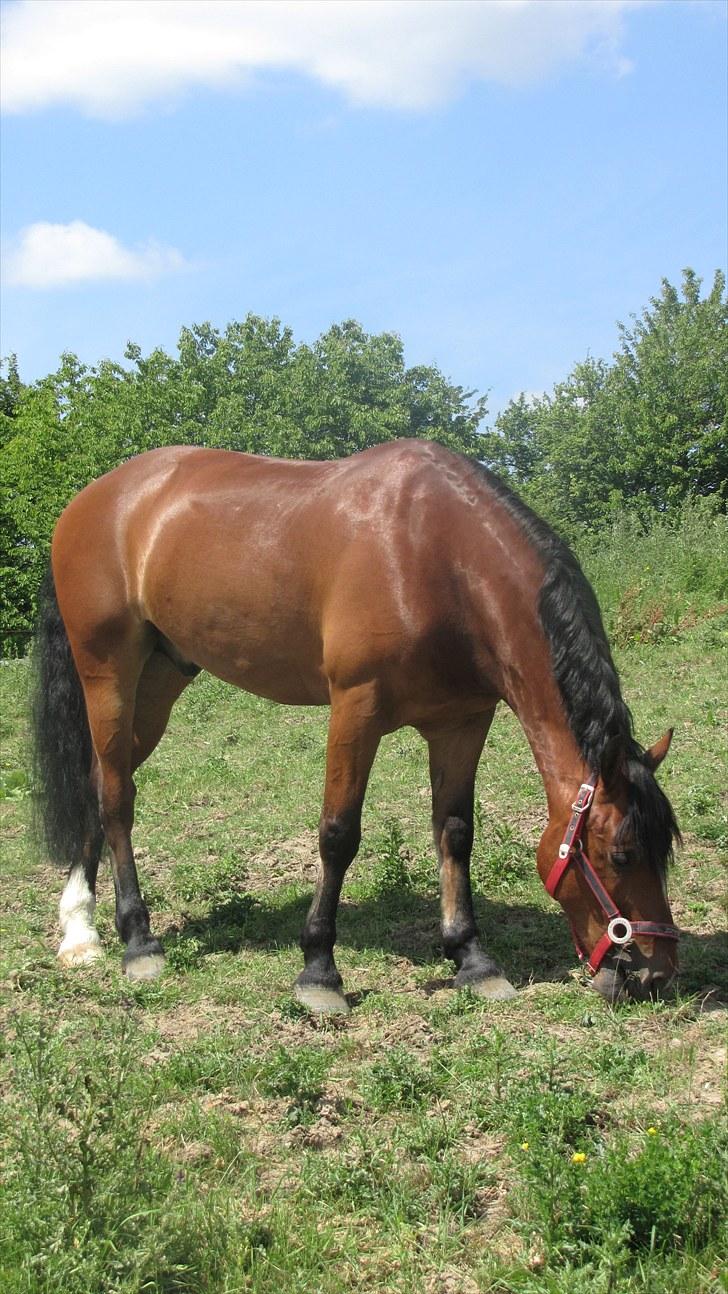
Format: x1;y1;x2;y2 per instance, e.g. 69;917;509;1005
31;439;681;1010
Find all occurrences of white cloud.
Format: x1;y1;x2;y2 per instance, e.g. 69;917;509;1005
5;221;187;288
1;0;645;118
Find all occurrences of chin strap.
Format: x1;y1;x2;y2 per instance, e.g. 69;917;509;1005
544;782;680;974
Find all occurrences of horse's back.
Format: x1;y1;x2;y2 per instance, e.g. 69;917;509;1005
50;441;532;714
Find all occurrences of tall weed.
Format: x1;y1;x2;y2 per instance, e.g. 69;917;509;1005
0;1014;265;1293
577;497;728;644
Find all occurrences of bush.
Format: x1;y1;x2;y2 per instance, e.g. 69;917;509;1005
577;496;728;644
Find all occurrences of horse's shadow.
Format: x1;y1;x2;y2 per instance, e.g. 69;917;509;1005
172;888;728;999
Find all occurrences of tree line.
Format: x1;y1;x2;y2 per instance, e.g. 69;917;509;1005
1;268;725;650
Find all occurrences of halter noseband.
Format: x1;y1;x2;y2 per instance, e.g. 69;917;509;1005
544;782;680;975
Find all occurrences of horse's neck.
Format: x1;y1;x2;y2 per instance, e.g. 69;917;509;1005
500;653;590;818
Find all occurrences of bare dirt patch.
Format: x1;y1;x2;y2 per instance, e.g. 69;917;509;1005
245;832;320;890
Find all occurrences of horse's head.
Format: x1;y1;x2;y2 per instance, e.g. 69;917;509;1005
538;730;681;1003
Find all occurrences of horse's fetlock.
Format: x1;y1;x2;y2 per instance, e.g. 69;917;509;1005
442;921;478;960
116;898;150;944
301;916;335;956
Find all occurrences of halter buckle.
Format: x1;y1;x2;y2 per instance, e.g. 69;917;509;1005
607;916;633;946
558;843;570;859
571;784;595;813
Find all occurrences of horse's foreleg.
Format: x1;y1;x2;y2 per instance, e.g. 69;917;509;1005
426;713;517;1001
294;684;382;1015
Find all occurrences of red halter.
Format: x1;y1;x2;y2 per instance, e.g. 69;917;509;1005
544;782;680;974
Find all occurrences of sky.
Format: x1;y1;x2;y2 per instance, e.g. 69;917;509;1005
1;0;726;419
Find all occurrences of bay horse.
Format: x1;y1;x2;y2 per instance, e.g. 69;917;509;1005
32;440;680;1009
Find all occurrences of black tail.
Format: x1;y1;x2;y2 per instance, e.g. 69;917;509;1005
31;567;101;868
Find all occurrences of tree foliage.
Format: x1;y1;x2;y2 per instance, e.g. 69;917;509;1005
480;269;727;535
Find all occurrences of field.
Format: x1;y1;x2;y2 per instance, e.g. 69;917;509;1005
1;544;726;1292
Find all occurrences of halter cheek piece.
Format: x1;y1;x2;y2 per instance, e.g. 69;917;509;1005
543;782;680;975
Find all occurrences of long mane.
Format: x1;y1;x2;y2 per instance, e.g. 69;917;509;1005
472;462;680;873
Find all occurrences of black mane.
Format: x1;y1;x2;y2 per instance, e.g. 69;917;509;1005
472;462;680;873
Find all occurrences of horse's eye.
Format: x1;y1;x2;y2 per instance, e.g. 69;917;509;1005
611;850;633;868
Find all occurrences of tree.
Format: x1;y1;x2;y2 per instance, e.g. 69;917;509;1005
609;269;727;506
483;269;727;534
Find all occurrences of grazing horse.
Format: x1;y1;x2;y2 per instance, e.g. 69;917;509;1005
32;440;680;1009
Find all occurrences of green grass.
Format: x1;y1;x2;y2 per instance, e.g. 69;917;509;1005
1;612;726;1293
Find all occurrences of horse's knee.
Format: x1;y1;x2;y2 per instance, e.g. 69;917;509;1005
319;813;360;869
439;813;473;862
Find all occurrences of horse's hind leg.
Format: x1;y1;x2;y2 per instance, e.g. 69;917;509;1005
115;650;191;977
425;714;517;1001
294;684;382;1015
57;652;189;971
57;788;105;966
73;635;176;981
131;650;191;774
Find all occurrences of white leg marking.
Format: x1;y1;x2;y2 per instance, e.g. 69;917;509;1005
58;864;103;965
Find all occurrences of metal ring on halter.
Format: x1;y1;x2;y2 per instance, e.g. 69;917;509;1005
607;916;633;945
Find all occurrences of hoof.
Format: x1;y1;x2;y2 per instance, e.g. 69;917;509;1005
462;975;518;1001
293;982;350;1015
123;952;165;982
58;938;103;967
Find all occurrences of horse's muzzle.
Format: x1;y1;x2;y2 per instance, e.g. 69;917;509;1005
590;948;677;1003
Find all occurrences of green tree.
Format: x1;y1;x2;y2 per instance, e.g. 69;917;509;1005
609;268;727;506
483;269;727;534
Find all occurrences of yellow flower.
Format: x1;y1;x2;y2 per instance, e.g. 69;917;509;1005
571;1152;587;1164
647;1126;658;1136
520;1142;529;1151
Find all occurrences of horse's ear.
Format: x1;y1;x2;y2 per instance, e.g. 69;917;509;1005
644;728;674;772
600;735;625;791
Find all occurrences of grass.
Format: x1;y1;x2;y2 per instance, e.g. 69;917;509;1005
1;609;726;1292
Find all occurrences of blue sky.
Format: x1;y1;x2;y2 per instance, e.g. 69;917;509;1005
1;0;726;419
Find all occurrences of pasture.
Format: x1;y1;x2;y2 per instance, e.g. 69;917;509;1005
1;540;726;1293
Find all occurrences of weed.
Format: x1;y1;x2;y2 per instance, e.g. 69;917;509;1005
473;820;532;891
302;1139;422;1225
508;1081;600;1151
369;820;414;896
513;1116;728;1264
426;1153;493;1222
165;1033;256;1094
260;1044;330;1124
588;1042;650;1086
0;1014;266;1294
361;1045;440;1111
165;932;205;972
0;768;29;800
